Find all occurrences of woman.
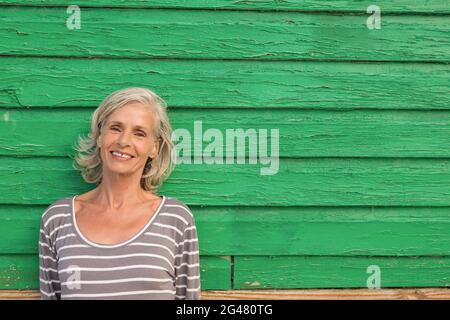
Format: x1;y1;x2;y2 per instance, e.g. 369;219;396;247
39;88;200;300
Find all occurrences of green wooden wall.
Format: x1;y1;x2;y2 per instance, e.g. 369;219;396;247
0;1;449;291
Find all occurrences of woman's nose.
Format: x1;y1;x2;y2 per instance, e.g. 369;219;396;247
117;131;132;147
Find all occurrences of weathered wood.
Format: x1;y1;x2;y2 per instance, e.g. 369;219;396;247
2;157;450;206
0;290;40;300
2;205;449;256
0;1;448;13
2;109;450;157
201;288;450;300
234;256;450;289
1;7;449;61
1;288;449;300
0;254;230;290
1;58;448;109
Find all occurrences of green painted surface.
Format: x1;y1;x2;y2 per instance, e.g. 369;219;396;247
1;7;449;61
1;205;449;256
2;109;450;158
0;58;448;109
0;255;230;290
1;1;449;13
234;256;450;289
0;4;449;292
2;157;450;206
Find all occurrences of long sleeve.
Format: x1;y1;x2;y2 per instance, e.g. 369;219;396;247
174;221;201;300
39;216;61;300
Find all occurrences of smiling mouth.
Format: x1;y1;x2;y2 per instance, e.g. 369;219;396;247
110;151;134;160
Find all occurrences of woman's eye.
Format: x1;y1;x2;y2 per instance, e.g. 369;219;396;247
111;127;145;137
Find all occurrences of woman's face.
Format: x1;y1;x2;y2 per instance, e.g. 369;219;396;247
98;102;159;179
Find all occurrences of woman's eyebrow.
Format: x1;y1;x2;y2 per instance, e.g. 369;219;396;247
109;121;149;132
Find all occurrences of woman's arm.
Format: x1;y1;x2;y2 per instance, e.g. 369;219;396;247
174;220;201;300
39;215;61;300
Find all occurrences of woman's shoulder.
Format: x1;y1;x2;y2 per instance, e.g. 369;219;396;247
162;196;196;225
40;196;74;229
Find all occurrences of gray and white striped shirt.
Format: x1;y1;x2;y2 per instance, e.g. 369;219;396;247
39;196;201;300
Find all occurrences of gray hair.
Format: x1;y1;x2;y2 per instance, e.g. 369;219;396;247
73;87;175;192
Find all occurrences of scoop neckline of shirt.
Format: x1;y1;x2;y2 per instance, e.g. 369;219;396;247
71;195;166;249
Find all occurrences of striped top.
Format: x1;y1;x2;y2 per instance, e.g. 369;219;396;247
39;195;200;300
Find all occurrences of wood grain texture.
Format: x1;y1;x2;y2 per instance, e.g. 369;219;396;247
0;255;230;290
1;205;449;256
1;288;449;300
2;157;450;206
1;254;448;290
2;109;450;157
234;256;450;289
1;57;448;109
0;1;449;13
201;288;450;300
1;7;449;61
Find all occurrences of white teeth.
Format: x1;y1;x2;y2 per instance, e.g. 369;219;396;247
112;151;131;159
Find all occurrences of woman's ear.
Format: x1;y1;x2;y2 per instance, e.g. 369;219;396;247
149;138;160;159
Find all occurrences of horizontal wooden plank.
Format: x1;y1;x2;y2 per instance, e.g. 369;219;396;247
0;290;40;299
200;256;231;290
1;205;449;256
0;254;230;290
0;58;448;109
2;288;450;300
234;256;450;289
0;1;449;13
203;288;450;300
1;8;448;61
2;109;450;158
2;157;450;206
199;207;450;256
